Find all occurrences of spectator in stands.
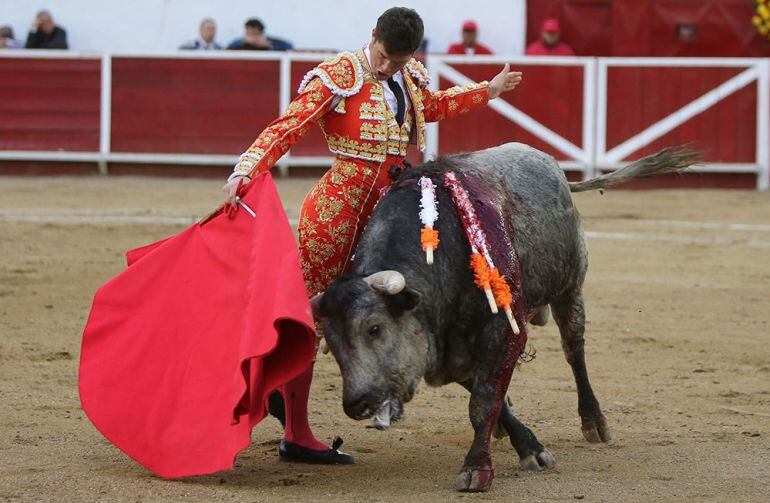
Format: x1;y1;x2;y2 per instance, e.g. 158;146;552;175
25;10;68;49
448;20;493;55
0;25;23;48
227;18;293;51
525;18;574;56
180;18;222;50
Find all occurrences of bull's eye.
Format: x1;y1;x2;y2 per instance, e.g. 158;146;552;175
368;325;381;337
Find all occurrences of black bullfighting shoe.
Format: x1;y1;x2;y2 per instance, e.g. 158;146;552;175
278;436;354;465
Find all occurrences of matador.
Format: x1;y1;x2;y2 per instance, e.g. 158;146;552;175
222;7;523;464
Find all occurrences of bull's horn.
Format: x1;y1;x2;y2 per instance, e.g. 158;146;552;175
364;270;405;295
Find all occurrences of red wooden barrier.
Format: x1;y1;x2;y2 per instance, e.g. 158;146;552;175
0;58;100;152
437;63;584;160
0;53;766;189
606;66;757;163
111;58;280;154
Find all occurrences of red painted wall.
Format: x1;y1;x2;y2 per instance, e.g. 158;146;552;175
110;58;280;154
0;58;100;151
527;0;770;57
0;55;764;189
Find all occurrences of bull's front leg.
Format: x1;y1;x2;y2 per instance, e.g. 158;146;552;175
455;380;502;492
455;323;518;492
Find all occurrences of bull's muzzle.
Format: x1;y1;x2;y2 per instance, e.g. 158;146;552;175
342;392;382;420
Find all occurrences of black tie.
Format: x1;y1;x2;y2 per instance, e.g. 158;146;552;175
386;77;405;126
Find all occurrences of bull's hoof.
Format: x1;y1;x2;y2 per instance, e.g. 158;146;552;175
455;466;494;492
581;414;612;443
518;448;556;471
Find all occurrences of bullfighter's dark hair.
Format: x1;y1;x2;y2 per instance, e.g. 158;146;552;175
374;7;424;55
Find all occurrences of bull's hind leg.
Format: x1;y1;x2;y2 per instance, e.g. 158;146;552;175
551;291;611;443
499;398;556;470
460;383;555;471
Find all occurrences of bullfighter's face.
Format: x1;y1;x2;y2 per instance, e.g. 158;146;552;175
316;271;428;421
368;36;413;81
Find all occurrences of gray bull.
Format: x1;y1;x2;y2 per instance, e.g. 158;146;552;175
314;142;698;492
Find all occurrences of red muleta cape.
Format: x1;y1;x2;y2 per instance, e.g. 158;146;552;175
78;173;315;478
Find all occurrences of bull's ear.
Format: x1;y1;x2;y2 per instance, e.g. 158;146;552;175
384;288;421;316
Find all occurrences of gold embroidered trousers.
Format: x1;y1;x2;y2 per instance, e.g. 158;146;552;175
297;154;405;296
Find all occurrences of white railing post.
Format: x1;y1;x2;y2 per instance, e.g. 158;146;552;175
757;59;770;191
582;58;597;180
276;54;292;178
594;58;608;171
425;54;441;162
98;52;112;175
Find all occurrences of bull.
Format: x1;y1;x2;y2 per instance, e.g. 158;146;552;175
313;142;698;492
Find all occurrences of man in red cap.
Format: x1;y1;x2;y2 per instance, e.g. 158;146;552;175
448;20;493;55
525;18;575;56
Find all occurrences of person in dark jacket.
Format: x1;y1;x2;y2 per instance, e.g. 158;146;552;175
25;10;68;49
227;18;292;51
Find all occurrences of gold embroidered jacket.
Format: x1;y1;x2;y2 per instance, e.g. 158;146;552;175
231;49;490;178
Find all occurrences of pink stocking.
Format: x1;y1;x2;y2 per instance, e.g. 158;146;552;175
281;361;329;451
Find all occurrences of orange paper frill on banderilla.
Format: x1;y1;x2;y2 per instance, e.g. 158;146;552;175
490;268;513;308
78;173;316;479
421;226;440;251
470;252;491;289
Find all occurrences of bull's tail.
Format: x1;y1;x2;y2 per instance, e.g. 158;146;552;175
569;145;702;193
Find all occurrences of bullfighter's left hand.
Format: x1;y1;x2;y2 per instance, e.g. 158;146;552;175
488;64;523;99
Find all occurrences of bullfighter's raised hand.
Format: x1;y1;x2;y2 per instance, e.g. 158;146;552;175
488;63;523;99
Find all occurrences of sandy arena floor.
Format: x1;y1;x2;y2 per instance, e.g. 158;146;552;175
0;175;769;502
